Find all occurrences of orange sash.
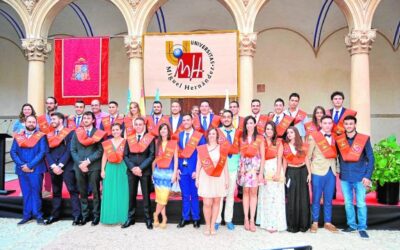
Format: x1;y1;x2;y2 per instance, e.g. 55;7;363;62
102;139;126;163
124;117;136;137
46;128;72;148
102;116;124;136
76;128;106;146
304;121;318;136
293;109;308;125
193;115;221;135
256;115;270;134
327;109;357;135
336;133;369;162
276;115;295;137
283;143;309;165
197;144;229;177
217;128;240;154
155;140;177;169
146;115;171;136
240;135;263;158
179;131;203;158
265;140;282;160
14;131;45;148
37;115;53;134
126;133;155;153
67;118;78;130
310;132;337;159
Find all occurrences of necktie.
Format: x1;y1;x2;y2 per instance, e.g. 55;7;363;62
334;110;340;124
86;130;90;137
55;130;59;136
202;116;207;130
76;116;81;126
111;116;115;124
184;132;190;148
324;134;331;138
226;130;233;158
137;134;141;141
155;117;159;124
275;115;280;125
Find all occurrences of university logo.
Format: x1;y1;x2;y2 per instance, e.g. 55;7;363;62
71;58;91;81
165;40;215;91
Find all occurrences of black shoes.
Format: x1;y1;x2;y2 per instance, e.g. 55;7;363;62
342;227;357;233
91;217;100;226
145;220;153;230
72;217;81;226
44;216;59;225
177;218;188;228
80;217;90;225
121;218;136;228
359;230;369;239
17;218;31;225
193;220;200;228
37;218;45;225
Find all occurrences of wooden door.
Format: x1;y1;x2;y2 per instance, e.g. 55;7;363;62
177;98;226;115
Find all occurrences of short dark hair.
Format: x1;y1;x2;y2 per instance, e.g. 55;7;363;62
83;111;96;121
134;117;146;124
153;100;162;107
200;100;210;106
274;98;285;106
251;99;261;105
171;100;181;106
230;100;239;107
182;113;193;120
331;91;345;100
289;93;300;100
25;115;37;121
75;100;85;105
109;101;118;106
343;115;357;123
51;112;65;121
47;96;57;104
320;115;333;123
222;110;233;117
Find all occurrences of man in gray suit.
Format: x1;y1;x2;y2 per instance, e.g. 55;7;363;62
71;111;105;226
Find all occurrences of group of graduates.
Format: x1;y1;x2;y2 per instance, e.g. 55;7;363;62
10;91;374;238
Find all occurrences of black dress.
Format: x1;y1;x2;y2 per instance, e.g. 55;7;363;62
286;165;311;232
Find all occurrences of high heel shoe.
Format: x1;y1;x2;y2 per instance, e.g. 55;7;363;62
244;219;250;231
160;217;167;229
153;213;159;227
249;220;256;232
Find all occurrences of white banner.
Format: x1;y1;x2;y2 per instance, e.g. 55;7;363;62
143;31;238;97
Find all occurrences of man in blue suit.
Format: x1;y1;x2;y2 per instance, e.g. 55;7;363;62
44;112;81;225
193;100;221;135
10;115;48;225
327;91;357;135
177;114;206;229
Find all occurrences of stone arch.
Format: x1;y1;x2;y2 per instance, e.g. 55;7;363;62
1;0;30;35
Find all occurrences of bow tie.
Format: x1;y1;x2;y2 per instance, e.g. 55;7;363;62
324;134;331;138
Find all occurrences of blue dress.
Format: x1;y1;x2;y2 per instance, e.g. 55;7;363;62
153;142;175;205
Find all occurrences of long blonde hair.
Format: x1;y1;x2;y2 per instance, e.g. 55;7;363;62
128;102;141;117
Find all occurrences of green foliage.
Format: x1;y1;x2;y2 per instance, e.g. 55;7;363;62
372;135;400;190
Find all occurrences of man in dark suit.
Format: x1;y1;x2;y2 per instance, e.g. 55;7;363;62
71;111;105;226
193;100;221;135
327;91;357;135
44;112;81;225
122;117;155;229
10;115;48;225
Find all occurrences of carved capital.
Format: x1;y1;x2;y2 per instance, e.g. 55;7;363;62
124;36;142;58
242;0;250;7
345;29;376;55
22;0;39;14
127;0;141;11
239;33;257;57
22;38;51;61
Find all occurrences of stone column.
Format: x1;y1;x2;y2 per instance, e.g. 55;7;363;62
239;33;257;116
345;29;376;134
124;35;143;104
22;38;51;115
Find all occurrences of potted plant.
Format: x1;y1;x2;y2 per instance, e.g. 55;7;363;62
372;135;400;205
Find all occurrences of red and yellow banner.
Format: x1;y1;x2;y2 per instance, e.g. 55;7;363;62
54;37;109;105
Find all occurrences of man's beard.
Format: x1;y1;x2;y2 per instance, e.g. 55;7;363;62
26;126;36;132
223;123;232;128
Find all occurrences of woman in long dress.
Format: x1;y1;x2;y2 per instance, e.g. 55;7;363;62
196;127;229;235
100;123;129;225
238;116;265;232
152;123;178;229
256;121;287;232
283;126;311;233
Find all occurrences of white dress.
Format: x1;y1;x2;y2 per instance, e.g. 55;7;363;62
198;147;227;198
256;157;287;231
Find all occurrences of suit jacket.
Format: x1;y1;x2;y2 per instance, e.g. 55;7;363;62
199;113;220;131
10;136;48;175
178;131;206;175
307;133;338;176
329;107;346;124
123;132;155;176
169;115;183;133
70;128;104;172
46;131;73;170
